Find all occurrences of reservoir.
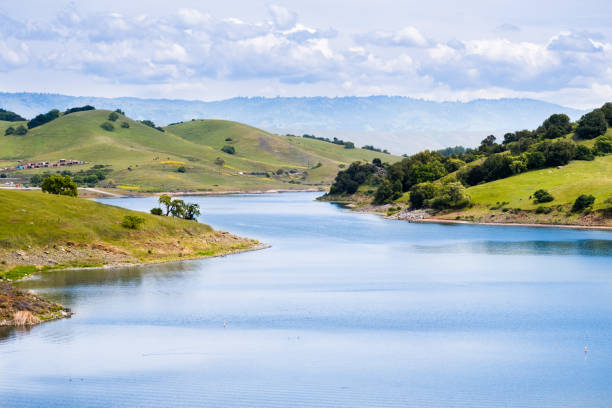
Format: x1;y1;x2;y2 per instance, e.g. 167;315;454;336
2;192;612;407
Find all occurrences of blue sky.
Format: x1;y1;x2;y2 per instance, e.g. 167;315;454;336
1;0;611;108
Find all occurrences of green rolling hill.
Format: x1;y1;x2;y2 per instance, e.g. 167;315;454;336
0;110;399;192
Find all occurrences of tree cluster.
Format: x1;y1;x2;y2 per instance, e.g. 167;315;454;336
41;175;78;197
0;108;26;122
152;195;201;221
27;109;60;129
4;125;28;136
64;105;95;115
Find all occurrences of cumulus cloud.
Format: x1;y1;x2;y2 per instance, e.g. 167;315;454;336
547;31;603;53
355;26;430;47
1;5;612;106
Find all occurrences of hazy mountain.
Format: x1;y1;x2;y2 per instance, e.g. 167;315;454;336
0;92;585;154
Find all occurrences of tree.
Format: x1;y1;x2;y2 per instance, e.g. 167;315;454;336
184;203;201;220
427;182;471;210
170;199;186;218
533;189;554;203
601;102;612;126
343;141;355;149
115;108;125;115
539;113;572;139
150;207;163;215
409;182;436;209
108;112;119;122
574;144;594;161
575;109;607;139
121;215;145;229
572;194;595;212
177;166;186;173
100;122;114;131
372;158;382;167
120;121;130;128
373;179;401;204
4;126;14;136
41;175;78;197
159;194;173;215
29;174;43;186
221;145;235;154
140;120;164;132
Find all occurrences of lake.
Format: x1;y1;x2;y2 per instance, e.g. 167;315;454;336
2;192;612;407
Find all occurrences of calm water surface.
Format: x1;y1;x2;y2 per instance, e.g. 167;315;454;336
2;192;612;407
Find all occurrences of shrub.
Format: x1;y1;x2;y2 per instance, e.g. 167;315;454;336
100;122;115;131
574;144;595;161
108;112;119;122
15;125;27;135
120;121;130;128
276;169;284;175
572;194;595;212
535;206;553;214
426;182;471;210
4;126;14;136
177;166;186;173
121;215;145;229
150;207;163;215
41;175;78;197
225;137;232;141
115;108;125;115
343;141;355;149
221;145;235;154
140;120;164;132
533;189;554;204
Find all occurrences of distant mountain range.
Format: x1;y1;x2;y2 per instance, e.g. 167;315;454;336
0;92;585;154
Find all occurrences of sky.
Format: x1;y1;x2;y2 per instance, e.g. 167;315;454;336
1;0;612;108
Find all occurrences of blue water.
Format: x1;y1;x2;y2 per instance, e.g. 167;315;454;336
2;192;612;407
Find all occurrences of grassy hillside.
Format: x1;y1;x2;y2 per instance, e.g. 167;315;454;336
0;189;258;277
0;111;399;192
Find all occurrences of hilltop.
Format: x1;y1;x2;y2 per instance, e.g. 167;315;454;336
0;108;398;193
321;106;612;228
0;92;584;153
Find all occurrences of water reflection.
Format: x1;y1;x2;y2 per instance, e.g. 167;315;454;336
414;239;612;256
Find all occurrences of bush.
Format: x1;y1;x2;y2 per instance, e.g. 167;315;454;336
225;137;232;141
533;189;554;204
108;112;119;122
535;206;553;214
27;109;60;129
15;125;27;135
41;175;78;197
177;166;186;173
115;108;125;115
121;215;145;229
426;182;471;210
574;144;595;160
221;145;235;154
593;136;612;155
100;122;115;131
4;126;14;136
150;207;163;215
572;194;595;212
120;121;130;128
343;141;355;149
575;109;607;139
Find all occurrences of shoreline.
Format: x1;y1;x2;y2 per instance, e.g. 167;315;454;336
415;217;612;231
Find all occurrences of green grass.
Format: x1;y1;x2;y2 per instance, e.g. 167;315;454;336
467;155;612;210
0;189;257;272
0;112;400;192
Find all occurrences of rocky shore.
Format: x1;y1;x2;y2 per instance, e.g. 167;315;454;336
0;281;72;327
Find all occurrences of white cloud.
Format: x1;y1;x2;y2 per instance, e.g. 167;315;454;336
356;26;429;48
1;5;612;108
268;4;297;30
